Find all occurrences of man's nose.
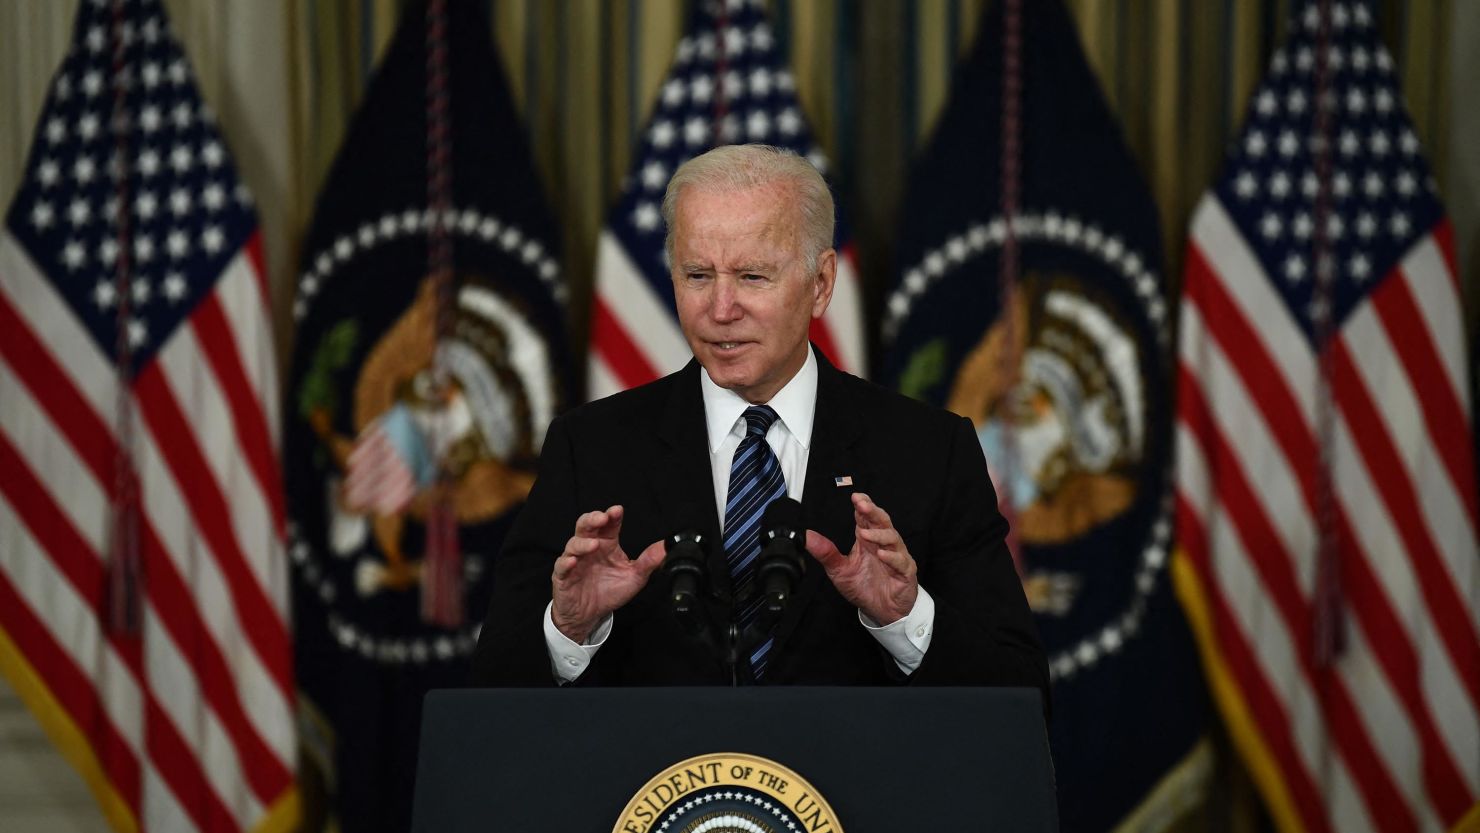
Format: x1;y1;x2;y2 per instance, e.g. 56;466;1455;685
710;277;742;322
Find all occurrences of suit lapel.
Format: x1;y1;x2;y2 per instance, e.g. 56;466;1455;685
773;351;864;656
649;360;729;593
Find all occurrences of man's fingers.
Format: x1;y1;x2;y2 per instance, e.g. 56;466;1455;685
573;505;625;538
633;538;668;577
856;527;914;575
804;530;846;569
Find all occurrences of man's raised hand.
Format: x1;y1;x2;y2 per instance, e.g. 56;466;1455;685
550;505;665;643
804;492;919;625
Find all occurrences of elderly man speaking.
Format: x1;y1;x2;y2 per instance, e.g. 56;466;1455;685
471;144;1046;697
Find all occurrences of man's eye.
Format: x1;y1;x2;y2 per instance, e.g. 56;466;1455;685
741;273;766;282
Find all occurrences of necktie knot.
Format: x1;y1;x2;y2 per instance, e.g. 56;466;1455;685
742;405;779;439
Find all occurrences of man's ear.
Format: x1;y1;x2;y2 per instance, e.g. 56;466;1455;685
811;248;837;319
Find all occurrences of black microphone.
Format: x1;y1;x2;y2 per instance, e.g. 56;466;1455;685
664;530;710;631
757;497;806;622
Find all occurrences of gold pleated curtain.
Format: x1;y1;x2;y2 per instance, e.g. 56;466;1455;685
288;0;1456;369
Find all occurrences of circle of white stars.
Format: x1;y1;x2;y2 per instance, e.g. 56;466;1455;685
292;206;565;321
882;212;1169;349
653;788;797;833
286;522;485;664
883;213;1174;681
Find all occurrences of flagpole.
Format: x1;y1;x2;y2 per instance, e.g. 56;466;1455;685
996;0;1025;573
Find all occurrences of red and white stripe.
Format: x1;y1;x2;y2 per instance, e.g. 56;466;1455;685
1175;196;1480;833
587;231;867;400
0;229;296;832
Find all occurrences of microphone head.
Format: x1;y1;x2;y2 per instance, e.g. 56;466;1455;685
761;496;803;532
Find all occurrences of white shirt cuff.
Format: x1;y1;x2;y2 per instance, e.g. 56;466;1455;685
543;602;612;684
858;587;935;675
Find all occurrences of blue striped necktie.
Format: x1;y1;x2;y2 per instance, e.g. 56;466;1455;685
722;405;787;681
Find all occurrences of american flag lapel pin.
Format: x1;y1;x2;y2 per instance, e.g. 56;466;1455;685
834;476;853;488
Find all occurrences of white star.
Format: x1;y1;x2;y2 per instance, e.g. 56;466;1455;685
641;160;667;190
1375;49;1393;74
1244;130;1268;158
1333;3;1351;28
202;225;225;254
1301;171;1318;198
695;33;716;61
1369;130;1391;157
171;102;193;130
632;202;660;231
1286;88;1308;114
749;67;772;97
1328;46;1345;71
1400;129;1419;155
70;103;99;141
135;190;158;220
202;182;226;211
477;216;500;240
1345;87;1367;115
722;71;744;101
777;107;801;136
132;276;152;303
1396;171;1417;197
168;58;188;85
85;25;106;53
166;228;190;259
1374;88;1394;114
73;156;97;185
1353;212;1376;239
1260;211;1283;240
165;188;190;217
1339;129;1360;157
675;37;695;65
44;117;67;145
1333;171;1352;199
1326;214;1344;241
683;116;708;146
746;109;771;139
1352;46;1371;72
1269;170;1292;199
520;240;543;264
650;119;676;148
946;235;968;262
924;251;946;276
1308;296;1330;325
142;62;162;89
1349;253;1372;281
1284;254;1307;283
1256;90;1278;116
775;70;795;92
1354;4;1373;26
135;234;157;263
499;227;523;250
1278;129;1299;157
661;78;686;107
93;280;117;309
723;25;747;56
62;238;87;270
751;22;774;51
806;149;827;175
28;199;54;229
1301;4;1320;31
1295;46;1315;73
1271;51;1289;75
1389;211;1411;237
333;234;353;260
903;268;926;293
1293;212;1314;239
201;141;224;168
140;105;162;133
82;70;104;98
127;318;147;348
66;198;91;228
359;222;377;246
690;75;714;103
36;158;60;188
168;144;192;174
136;148;161;178
1363;170;1384;198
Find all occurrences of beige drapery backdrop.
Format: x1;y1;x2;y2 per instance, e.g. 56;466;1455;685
0;1;1473;830
2;0;1470;373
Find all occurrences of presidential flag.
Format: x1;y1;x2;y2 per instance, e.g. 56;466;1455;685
0;0;296;831
1174;2;1480;830
589;0;865;398
881;2;1207;829
282;1;571;831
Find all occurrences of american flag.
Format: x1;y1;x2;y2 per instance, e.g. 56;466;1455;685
0;1;296;831
1174;2;1479;831
589;0;865;398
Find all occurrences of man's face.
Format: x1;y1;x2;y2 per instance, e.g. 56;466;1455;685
670;182;836;404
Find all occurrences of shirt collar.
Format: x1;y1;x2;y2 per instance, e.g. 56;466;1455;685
700;347;818;453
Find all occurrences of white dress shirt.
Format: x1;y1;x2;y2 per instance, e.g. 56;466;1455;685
544;349;936;681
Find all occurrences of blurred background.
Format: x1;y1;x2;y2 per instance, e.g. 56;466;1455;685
1;1;1475;832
